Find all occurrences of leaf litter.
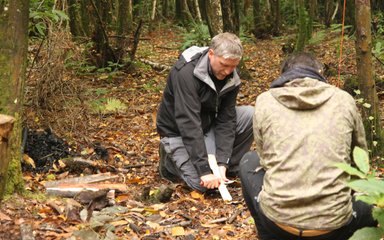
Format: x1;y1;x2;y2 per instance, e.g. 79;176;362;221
1;26;384;240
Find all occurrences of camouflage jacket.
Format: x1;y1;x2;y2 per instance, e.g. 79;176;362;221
253;78;367;230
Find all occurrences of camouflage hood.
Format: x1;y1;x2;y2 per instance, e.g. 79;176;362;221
270;78;336;110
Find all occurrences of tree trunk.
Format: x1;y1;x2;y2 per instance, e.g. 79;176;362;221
162;0;169;18
270;0;280;36
151;0;157;21
221;0;235;33
0;0;28;199
253;0;265;38
205;0;223;37
307;0;315;40
80;0;91;36
295;0;308;52
232;0;240;35
198;0;208;22
90;0;117;67
67;0;81;37
243;0;251;15
182;0;194;25
186;0;197;20
344;0;355;29
324;0;335;27
132;0;141;17
116;0;132;62
0;115;15;201
192;0;202;22
175;0;183;23
355;0;384;156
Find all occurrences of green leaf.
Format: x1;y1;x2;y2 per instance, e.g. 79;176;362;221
372;207;384;227
348;179;384;195
353;147;370;174
335;163;366;179
52;9;69;20
354;89;361;95
363;103;372;108
355;195;381;205
348;227;383;240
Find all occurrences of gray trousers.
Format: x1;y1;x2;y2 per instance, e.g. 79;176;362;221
159;106;254;192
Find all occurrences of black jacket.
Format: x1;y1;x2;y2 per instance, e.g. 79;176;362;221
156;46;241;176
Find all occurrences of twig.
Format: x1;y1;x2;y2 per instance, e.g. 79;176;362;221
47;200;63;215
128;222;141;234
26;37;46;80
130;19;143;61
163;220;191;228
207;217;228;224
227;209;242;224
176;212;194;221
124;163;152;169
372;52;384;66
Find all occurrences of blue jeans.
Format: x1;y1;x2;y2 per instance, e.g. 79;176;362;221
239;151;378;240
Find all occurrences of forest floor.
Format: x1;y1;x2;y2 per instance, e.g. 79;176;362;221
0;24;384;240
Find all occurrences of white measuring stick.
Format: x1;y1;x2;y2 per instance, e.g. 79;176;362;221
207;154;233;201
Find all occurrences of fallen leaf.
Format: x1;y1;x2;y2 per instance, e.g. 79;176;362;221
23;154;36;168
111;220;129;226
0;211;11;221
190;191;204;200
171;226;185;236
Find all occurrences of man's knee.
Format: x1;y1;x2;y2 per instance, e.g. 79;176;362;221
236;106;254;130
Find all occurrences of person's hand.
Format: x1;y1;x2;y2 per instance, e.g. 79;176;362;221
218;166;229;183
200;174;221;189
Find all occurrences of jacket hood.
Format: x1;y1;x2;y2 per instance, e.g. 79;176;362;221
270;66;326;88
180;46;241;92
270;78;336;110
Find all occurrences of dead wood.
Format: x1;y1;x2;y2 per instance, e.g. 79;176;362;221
155;184;175;203
61;157;98;173
227;208;242;224
45;183;128;197
46;200;63;215
123;163;152;169
139;58;172;72
44;172;118;188
163;220;191;228
129;19;143;61
128;222;141;234
176;212;194;221
20;223;34;240
207;217;228;224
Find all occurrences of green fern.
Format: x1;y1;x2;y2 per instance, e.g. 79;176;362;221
181;23;211;50
88;98;127;114
104;98;127;113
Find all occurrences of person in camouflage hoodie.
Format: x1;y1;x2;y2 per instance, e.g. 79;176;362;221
240;53;377;240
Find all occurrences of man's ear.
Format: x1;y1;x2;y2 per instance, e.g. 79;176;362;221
208;49;214;59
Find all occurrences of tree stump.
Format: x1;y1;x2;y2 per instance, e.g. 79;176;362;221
0;114;15;200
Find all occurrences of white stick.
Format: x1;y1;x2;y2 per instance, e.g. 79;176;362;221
207;154;232;201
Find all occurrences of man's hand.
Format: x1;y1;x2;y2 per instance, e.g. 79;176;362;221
218;166;229;182
200;174;221;189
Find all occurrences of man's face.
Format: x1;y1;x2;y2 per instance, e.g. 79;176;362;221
208;49;240;80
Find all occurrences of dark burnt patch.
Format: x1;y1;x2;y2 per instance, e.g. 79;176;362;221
23;128;71;172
